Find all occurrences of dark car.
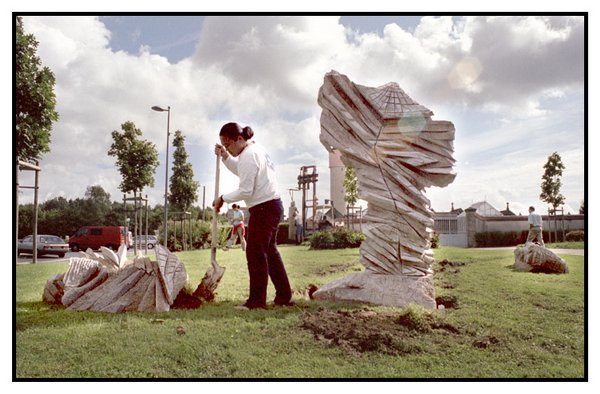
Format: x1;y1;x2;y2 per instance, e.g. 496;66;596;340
18;235;70;258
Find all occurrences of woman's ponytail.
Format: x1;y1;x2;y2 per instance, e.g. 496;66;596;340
241;126;254;141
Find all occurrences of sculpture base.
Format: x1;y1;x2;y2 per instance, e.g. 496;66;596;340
312;271;436;309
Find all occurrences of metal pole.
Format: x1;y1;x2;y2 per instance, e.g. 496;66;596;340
145;194;149;255
123;193;128;250
32;161;39;264
202;186;206;222
15;159;19;263
163;106;171;249
134;191;138;255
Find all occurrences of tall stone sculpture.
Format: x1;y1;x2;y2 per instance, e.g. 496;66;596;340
312;71;456;308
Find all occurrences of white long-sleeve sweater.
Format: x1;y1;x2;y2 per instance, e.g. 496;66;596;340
221;143;280;208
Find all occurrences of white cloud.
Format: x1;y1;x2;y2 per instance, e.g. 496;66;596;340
16;15;585;222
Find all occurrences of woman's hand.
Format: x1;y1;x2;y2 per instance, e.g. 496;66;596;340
214;144;229;160
213;195;224;213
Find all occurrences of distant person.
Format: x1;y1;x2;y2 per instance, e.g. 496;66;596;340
526;206;545;246
213;122;293;310
223;204;247;251
293;208;304;245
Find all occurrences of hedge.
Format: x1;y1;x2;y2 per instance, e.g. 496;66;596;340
473;229;584;247
309;228;366;250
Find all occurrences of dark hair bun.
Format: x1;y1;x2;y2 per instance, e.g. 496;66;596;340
242;126;254;140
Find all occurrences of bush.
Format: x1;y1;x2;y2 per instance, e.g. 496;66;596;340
309;228;366;250
158;220;231;250
431;232;440;249
565;230;584;242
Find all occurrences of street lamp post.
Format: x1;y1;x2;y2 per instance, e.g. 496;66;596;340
152;105;171;249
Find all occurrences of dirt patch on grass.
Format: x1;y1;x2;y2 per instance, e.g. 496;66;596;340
171;288;203;309
472;335;502;349
436;259;466;273
315;263;360;276
435;294;459;309
301;307;460;355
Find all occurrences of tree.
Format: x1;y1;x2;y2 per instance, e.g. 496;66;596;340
343;165;358;207
168;130;199;212
15;16;59;162
83;185;113;224
540;152;566;210
343;165;359;229
108;121;159;242
579;200;585;215
168;130;198;250
108;121;159;195
540;152;566;243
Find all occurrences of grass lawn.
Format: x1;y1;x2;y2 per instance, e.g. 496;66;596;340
15;245;585;379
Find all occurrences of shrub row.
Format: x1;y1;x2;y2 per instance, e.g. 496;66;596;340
473;229;585;247
309;228;366;250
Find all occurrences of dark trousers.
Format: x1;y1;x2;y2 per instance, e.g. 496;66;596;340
245;199;292;307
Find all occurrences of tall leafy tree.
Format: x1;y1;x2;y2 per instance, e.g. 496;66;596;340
540;152;566;211
343;165;358;207
15;16;59;162
108;121;159;195
83;185;112;224
108;121;159;240
168;130;199;212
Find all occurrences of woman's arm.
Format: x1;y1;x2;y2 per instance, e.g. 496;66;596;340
222;153;258;203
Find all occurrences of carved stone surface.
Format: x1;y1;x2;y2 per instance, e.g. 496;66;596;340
314;271;436;309
42;245;188;312
514;244;569;274
313;71;456;308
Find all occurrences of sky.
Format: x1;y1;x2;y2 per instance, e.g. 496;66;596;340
14;14;587;220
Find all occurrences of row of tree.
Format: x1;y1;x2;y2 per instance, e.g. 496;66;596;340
17;184;215;240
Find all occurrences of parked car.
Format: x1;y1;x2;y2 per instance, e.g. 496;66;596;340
133;235;158;249
69;226;128;251
18;235;70;258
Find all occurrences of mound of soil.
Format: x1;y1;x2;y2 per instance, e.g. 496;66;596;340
171;289;203;309
436;294;459;309
301;308;460;355
472;335;502;349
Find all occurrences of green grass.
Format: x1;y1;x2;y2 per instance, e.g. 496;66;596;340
545;241;584;249
15;245;585;379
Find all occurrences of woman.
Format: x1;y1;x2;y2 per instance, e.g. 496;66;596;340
213;122;292;309
223;204;247;251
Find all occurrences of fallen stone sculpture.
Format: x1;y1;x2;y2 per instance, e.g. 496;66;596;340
313;70;456;309
514;244;569;274
42;244;188;312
